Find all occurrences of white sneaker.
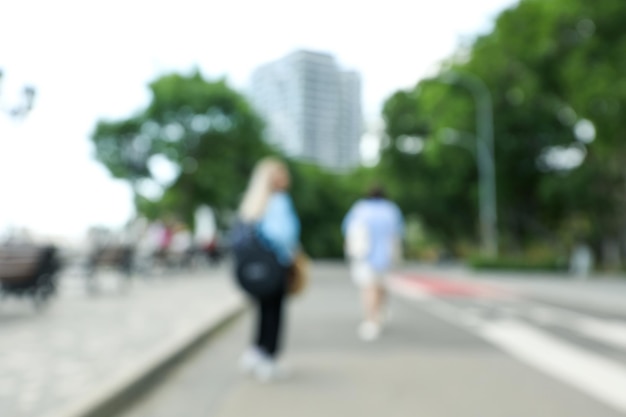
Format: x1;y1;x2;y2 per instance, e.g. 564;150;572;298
238;347;263;375
358;321;381;342
254;357;290;383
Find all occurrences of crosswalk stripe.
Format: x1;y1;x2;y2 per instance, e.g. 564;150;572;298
480;320;626;414
522;305;626;352
574;319;626;351
391;285;626;414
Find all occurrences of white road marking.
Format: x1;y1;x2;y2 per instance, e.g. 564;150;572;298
575;319;626;351
391;286;626;414
525;305;626;351
480;320;626;414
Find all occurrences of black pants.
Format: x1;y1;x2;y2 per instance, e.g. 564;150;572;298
254;291;286;358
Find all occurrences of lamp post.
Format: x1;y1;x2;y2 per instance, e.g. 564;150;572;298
0;69;36;119
440;71;498;257
0;70;37;239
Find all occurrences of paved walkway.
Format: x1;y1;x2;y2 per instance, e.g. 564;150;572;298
119;262;626;417
2;261;625;417
0;267;243;417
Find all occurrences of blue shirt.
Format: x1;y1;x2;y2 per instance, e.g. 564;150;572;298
342;198;404;271
258;192;300;266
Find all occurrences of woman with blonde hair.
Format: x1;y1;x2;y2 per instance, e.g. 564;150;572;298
234;157;300;382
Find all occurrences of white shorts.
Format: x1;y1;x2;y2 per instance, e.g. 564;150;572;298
350;261;387;288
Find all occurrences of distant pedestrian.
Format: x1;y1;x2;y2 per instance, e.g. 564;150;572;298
158;220;174;259
342;185;404;341
570;242;594;279
135;220;164;273
194;206;221;265
170;222;194;269
233;157;300;382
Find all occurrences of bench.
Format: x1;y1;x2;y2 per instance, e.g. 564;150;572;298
86;245;134;276
0;245;46;284
0;245;60;304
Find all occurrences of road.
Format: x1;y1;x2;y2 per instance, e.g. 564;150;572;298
117;262;626;417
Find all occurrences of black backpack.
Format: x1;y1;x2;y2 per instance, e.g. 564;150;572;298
230;221;285;299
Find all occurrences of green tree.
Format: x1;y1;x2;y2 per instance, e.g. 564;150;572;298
380;0;626;265
379;86;478;254
465;0;626;261
288;162;375;258
91;71;273;226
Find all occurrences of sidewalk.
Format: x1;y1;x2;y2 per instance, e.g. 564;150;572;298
399;262;626;316
0;267;243;417
116;261;624;417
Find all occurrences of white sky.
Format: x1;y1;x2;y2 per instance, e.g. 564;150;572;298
0;0;517;241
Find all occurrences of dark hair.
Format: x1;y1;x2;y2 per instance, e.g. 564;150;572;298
367;184;386;199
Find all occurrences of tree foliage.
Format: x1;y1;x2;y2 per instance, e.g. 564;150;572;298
91;71;365;257
90;0;626;266
380;0;626;264
92;72;272;226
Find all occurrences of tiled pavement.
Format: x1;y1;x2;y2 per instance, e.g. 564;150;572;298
0;267;243;417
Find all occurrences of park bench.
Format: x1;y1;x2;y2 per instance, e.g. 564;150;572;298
0;244;61;306
84;245;135;292
0;245;42;282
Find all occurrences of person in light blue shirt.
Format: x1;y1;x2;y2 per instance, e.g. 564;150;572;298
258;192;300;266
342;185;404;341
236;157;300;382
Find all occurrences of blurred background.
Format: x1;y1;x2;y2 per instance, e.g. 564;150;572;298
2;1;626;416
2;0;622;274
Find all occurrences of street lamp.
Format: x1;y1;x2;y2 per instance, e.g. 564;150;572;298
0;69;36;119
440;71;498;257
0;70;37;239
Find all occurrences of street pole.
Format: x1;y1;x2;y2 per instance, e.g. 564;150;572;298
0;69;36;119
0;69;36;239
441;71;498;257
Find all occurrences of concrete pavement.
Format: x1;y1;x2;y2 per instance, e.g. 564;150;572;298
0;266;243;417
118;262;626;417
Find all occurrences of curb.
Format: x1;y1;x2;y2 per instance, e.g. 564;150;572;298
43;296;246;417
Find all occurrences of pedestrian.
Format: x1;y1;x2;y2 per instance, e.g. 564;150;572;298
342;184;404;341
136;220;163;274
158;219;174;262
170;222;194;269
234;157;300;382
194;206;221;266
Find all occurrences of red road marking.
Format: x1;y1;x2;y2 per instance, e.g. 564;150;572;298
390;274;514;299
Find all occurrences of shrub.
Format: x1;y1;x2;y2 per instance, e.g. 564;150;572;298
469;255;568;272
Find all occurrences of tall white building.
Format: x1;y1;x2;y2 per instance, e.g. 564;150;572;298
249;50;362;171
